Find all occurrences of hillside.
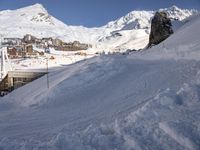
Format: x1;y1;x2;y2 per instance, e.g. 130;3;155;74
0;12;200;150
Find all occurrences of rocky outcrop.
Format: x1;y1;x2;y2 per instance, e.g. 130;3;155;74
148;11;173;47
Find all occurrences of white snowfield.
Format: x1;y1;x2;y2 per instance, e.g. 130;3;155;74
0;11;200;150
0;4;198;52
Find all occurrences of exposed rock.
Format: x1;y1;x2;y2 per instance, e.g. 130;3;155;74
148;11;173;47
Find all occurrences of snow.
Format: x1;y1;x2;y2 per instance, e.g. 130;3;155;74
1;57;200;149
130;14;200;60
10;46;94;71
159;122;197;150
159;5;198;21
0;5;200;150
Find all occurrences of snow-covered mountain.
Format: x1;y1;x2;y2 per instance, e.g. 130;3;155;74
0;4;106;44
0;3;198;51
105;5;198;31
99;6;198;51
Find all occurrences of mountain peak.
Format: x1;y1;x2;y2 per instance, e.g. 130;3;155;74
31;3;45;8
159;6;198;21
169;5;181;11
16;3;48;14
24;3;45;9
104;5;198;32
14;3;54;25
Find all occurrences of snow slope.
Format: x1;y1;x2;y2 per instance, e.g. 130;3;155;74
99;5;198;51
0;4;198;52
131;14;200;60
0;13;200;150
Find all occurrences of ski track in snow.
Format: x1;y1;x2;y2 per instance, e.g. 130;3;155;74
159;122;197;150
0;56;200;149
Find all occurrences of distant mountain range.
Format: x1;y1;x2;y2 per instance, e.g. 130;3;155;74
0;4;198;52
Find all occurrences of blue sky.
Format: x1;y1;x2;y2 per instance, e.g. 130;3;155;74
0;0;200;27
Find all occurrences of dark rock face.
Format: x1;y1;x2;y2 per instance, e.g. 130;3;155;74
148;12;173;47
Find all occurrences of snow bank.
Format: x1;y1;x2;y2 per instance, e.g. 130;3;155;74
1;77;200;149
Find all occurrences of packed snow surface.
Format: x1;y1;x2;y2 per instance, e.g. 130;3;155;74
0;13;200;149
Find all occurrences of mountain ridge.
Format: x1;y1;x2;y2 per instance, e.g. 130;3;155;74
0;4;198;51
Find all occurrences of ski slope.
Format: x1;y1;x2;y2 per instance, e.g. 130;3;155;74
0;11;200;150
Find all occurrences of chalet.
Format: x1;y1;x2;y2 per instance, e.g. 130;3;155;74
7;45;24;58
25;45;33;55
7;47;17;58
25;44;38;56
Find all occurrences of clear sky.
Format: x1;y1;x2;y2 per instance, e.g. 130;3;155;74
0;0;200;27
